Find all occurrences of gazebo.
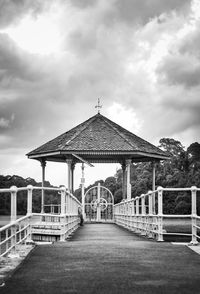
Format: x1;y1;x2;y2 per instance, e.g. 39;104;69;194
27;111;169;212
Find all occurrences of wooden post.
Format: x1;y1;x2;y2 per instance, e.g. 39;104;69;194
41;160;46;213
126;159;132;201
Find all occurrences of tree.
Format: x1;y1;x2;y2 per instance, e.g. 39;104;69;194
187;142;200;164
159;138;185;157
114;188;123;204
104;177;117;195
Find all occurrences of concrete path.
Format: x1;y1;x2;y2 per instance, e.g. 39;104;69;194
1;223;200;294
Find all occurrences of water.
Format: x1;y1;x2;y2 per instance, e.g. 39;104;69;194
0;215;24;227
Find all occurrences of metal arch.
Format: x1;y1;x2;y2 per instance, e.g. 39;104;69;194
84;184;114;222
84;185;114;203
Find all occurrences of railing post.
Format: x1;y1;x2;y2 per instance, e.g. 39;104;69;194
25;185;33;243
157;187;163;242
136;197;139;215
191;186;198;245
27;185;33;215
147;191;153;238
141;194;146;235
135;197;139;232
10;186;17;253
10;186;17;222
66;190;69;214
132;199;136;231
148;191;153;215
60;186;66;215
141;194;145;215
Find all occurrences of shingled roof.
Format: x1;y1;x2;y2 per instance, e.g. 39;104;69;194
27;113;169;163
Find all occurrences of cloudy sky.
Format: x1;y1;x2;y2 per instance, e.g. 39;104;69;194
0;0;200;188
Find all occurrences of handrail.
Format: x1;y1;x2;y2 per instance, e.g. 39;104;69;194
0;215;30;232
0;185;82;257
114;186;200;244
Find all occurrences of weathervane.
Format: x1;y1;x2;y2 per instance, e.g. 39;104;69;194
95;98;102;114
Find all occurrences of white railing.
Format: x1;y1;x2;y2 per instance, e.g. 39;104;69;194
114;186;200;243
0;186;81;257
0;214;32;257
43;204;61;214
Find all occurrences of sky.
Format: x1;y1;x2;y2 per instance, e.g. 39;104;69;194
0;0;200;189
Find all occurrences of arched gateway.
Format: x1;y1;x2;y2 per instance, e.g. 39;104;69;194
84;183;114;222
27;110;169;215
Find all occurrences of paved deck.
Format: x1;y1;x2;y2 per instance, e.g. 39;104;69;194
1;223;200;294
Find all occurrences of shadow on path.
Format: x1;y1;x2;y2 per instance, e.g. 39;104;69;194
1;223;200;294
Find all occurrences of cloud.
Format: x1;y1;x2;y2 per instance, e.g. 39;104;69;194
102;0;191;26
155;11;200;89
0;0;200;186
0;0;49;28
0;114;14;129
180;23;200;58
69;0;97;10
0;33;44;83
0;118;10;128
157;53;200;88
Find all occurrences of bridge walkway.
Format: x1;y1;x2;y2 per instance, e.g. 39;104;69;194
1;223;200;294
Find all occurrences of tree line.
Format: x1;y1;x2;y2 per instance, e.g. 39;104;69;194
0;138;200;215
0;176;60;215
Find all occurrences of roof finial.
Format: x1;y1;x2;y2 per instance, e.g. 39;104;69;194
95;98;102;114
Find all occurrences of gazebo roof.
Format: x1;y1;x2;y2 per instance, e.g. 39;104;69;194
27;113;169;163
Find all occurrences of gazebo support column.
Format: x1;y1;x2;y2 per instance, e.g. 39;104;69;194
152;162;156;214
81;163;85;220
122;162;126;199
126;159;132;201
71;163;75;194
40;160;46;213
66;160;72;193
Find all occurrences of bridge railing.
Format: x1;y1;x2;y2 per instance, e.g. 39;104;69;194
0;186;81;257
0;214;32;257
114;186;200;243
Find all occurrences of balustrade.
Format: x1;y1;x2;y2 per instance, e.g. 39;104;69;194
0;186;81;257
114;186;200;243
1;184;200;256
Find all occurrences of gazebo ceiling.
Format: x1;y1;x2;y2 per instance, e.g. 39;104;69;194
27;113;169;164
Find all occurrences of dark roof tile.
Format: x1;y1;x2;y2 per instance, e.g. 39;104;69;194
27;113;168;158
